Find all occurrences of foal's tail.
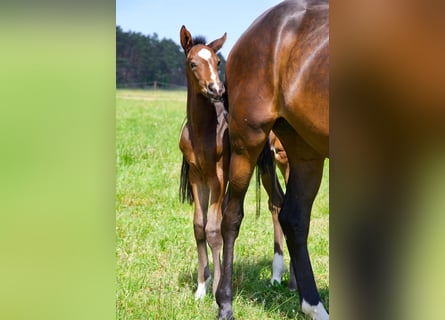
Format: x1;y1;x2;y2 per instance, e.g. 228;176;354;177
255;138;284;217
179;157;193;204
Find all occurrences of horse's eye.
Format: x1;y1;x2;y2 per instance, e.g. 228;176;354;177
217;60;221;66
190;62;197;69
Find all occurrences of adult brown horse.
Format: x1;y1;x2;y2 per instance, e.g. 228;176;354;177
178;26;289;301
215;1;329;319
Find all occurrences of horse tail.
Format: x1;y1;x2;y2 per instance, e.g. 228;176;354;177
256;138;273;217
179;156;193;204
255;163;262;218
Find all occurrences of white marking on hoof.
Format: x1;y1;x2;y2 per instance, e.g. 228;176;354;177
195;275;212;300
270;253;285;284
302;299;329;320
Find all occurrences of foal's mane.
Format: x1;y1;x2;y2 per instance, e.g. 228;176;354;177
192;36;207;46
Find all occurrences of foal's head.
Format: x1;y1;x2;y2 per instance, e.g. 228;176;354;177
180;25;226;101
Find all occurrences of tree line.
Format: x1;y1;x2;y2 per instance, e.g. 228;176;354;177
116;26;226;89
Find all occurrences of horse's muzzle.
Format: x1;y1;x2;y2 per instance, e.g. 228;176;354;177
207;82;225;100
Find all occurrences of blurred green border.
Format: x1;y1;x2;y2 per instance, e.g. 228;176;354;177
0;2;116;319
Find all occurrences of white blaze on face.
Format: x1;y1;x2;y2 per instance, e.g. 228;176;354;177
197;48;220;92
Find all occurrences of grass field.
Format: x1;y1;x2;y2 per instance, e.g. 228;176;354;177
116;89;329;319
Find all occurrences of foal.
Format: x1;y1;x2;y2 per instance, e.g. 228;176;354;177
179;26;289;300
179;25;228;299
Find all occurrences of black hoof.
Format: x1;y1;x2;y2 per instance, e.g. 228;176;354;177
288;279;297;291
218;304;234;320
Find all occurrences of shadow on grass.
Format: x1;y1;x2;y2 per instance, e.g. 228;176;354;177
178;257;329;318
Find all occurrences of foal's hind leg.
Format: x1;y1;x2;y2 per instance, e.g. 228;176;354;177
266;133;297;288
271;210;285;284
259;167;286;285
267;168;297;290
190;177;212;300
271;141;297;290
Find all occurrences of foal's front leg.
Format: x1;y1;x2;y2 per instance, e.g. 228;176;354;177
190;178;211;300
206;176;224;297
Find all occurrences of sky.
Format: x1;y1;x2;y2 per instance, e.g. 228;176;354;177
116;0;282;58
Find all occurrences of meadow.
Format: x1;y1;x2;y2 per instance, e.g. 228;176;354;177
116;89;329;319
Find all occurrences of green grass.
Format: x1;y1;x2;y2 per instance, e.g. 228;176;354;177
116;89;329;319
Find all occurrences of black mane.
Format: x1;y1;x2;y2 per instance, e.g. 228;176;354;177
192;36;207;46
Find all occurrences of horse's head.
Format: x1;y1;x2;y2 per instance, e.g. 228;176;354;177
180;25;226;101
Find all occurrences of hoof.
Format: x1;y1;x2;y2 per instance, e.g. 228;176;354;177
195;276;212;300
218;303;234;320
270;279;281;287
287;278;297;291
302;299;329;320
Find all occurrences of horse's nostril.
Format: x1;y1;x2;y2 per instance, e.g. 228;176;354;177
208;84;217;94
208;83;224;96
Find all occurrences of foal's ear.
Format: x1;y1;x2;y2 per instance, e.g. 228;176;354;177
207;32;227;53
180;25;193;55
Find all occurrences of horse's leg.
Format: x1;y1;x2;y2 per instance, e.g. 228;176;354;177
273;150;297;290
274;169;297;291
190;174;211;300
288;258;297;291
216;130;267;320
270;131;290;183
266;135;297;288
271;210;286;284
276;132;328;319
206;174;224;297
275;152;290;183
259;166;286;285
216;153;251;320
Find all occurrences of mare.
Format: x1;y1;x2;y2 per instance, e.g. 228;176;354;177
178;26;289;300
215;1;329;319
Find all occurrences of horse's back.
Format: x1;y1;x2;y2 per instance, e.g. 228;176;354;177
226;0;329;156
